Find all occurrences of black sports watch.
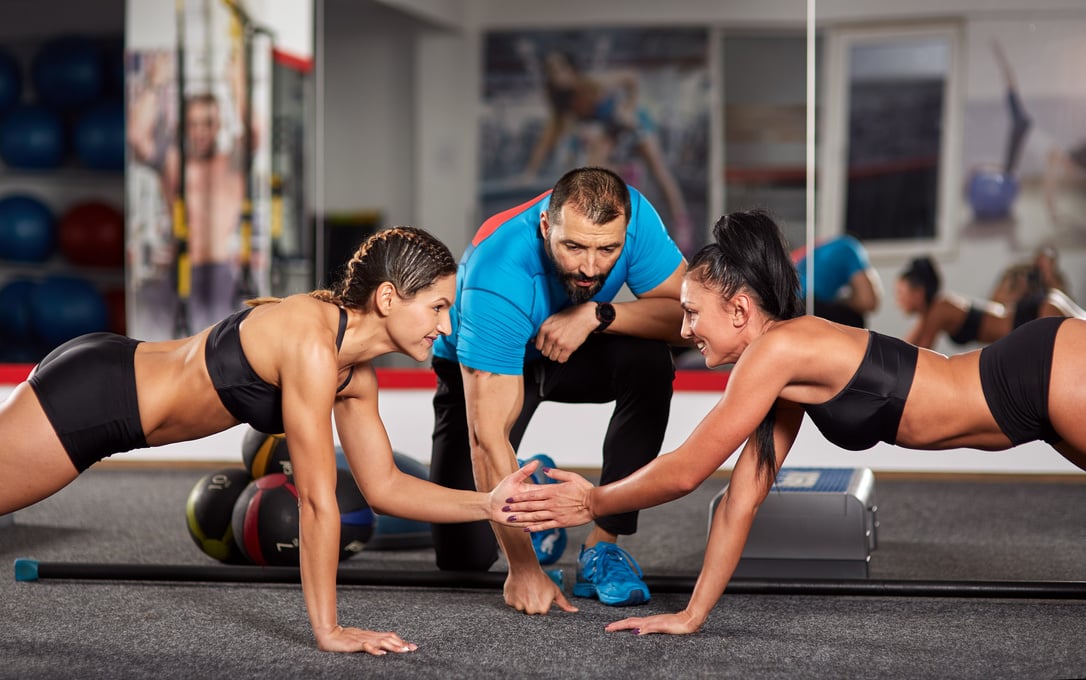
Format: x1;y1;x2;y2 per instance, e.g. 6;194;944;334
593;302;616;333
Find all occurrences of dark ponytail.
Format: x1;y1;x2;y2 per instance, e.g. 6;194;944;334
899;256;941;306
688;209;801;486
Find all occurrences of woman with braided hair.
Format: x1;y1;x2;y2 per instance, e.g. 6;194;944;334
0;226;534;655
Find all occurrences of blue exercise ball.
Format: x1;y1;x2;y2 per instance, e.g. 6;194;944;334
0;339;45;363
0;47;22;113
74;98;124;171
0;194;56;262
31;35;104;111
0;278;37;339
29;275;108;347
0;104;66;169
335;447;434;551
103;39;124;95
968;170;1019;221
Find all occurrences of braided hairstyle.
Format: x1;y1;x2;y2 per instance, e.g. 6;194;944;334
310;226;457;310
687;209;802;487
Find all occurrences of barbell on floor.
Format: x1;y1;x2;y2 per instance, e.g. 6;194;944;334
14;558;1086;599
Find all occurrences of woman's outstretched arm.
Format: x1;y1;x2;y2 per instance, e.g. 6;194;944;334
605;403;804;635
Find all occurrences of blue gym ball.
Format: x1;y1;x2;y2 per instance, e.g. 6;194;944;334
0;104;66;169
0;278;37;339
0;47;22;113
968;170;1019;221
29;275;109;347
335;447;435;551
32;35;104;111
0;194;56;262
74;98;125;171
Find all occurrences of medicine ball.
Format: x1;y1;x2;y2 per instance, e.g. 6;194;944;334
241;427;292;478
73;98;124;171
0;339;44;363
29;275;108;347
336;467;375;558
103;287;126;335
967;169;1018;221
57;200;125;268
0;104;66;169
232;469;373;566
0;47;22;113
0;194;56;263
31;35;104;111
185;467;252;564
0;278;37;339
232;473;299;566
102;38;124;95
0;277;44;361
362;450;434;551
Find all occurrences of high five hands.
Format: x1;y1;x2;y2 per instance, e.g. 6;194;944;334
496;459;596;531
499;461;705;637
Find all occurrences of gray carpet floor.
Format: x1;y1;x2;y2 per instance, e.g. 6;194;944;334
1;466;1084;679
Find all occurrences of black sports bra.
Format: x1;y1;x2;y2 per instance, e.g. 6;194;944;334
802;331;918;451
205;306;354;435
949;304;983;346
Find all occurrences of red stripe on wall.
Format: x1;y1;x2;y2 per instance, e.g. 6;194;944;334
0;364;727;393
0;364;32;383
375;367;728;392
272;48;313;73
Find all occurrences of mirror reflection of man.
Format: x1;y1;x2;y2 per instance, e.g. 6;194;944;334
128;49;251;334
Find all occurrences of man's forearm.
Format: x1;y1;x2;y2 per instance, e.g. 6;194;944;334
610;298;687;344
473;444;541;572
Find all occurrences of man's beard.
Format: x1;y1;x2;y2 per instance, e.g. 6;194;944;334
561;271;605;304
545;238;608;304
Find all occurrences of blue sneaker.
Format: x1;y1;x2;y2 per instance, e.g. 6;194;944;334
518;454;567;565
573;542;650;606
545;568;564;590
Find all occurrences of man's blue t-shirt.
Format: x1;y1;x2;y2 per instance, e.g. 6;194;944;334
433;187;682;375
794;235;870;302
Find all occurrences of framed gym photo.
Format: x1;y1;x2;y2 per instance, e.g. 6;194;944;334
478;26;712;256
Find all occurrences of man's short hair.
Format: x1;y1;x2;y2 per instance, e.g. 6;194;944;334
547;166;631;227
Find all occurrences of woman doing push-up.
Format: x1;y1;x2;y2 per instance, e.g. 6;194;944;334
506;209;1086;637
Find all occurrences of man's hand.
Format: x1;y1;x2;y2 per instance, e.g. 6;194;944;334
534;303;597;363
503;568;578;615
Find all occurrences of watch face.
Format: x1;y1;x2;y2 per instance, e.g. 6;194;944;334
597;302;615;323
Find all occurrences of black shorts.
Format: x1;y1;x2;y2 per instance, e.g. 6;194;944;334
978;317;1064;446
28;333;149;472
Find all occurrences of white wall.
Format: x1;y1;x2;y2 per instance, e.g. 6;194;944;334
318;0;416;222
9;1;1085;476
320;0;1084;475
2;381;1077;474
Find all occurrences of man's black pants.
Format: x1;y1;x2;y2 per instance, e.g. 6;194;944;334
429;334;675;571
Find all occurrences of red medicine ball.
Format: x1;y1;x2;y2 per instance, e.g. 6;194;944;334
232;473;300;567
58;200;124;268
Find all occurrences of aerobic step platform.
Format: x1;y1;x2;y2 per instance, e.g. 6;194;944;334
709;467;878;579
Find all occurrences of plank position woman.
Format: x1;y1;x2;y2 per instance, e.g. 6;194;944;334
0;226;533;654
505;210;1086;636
